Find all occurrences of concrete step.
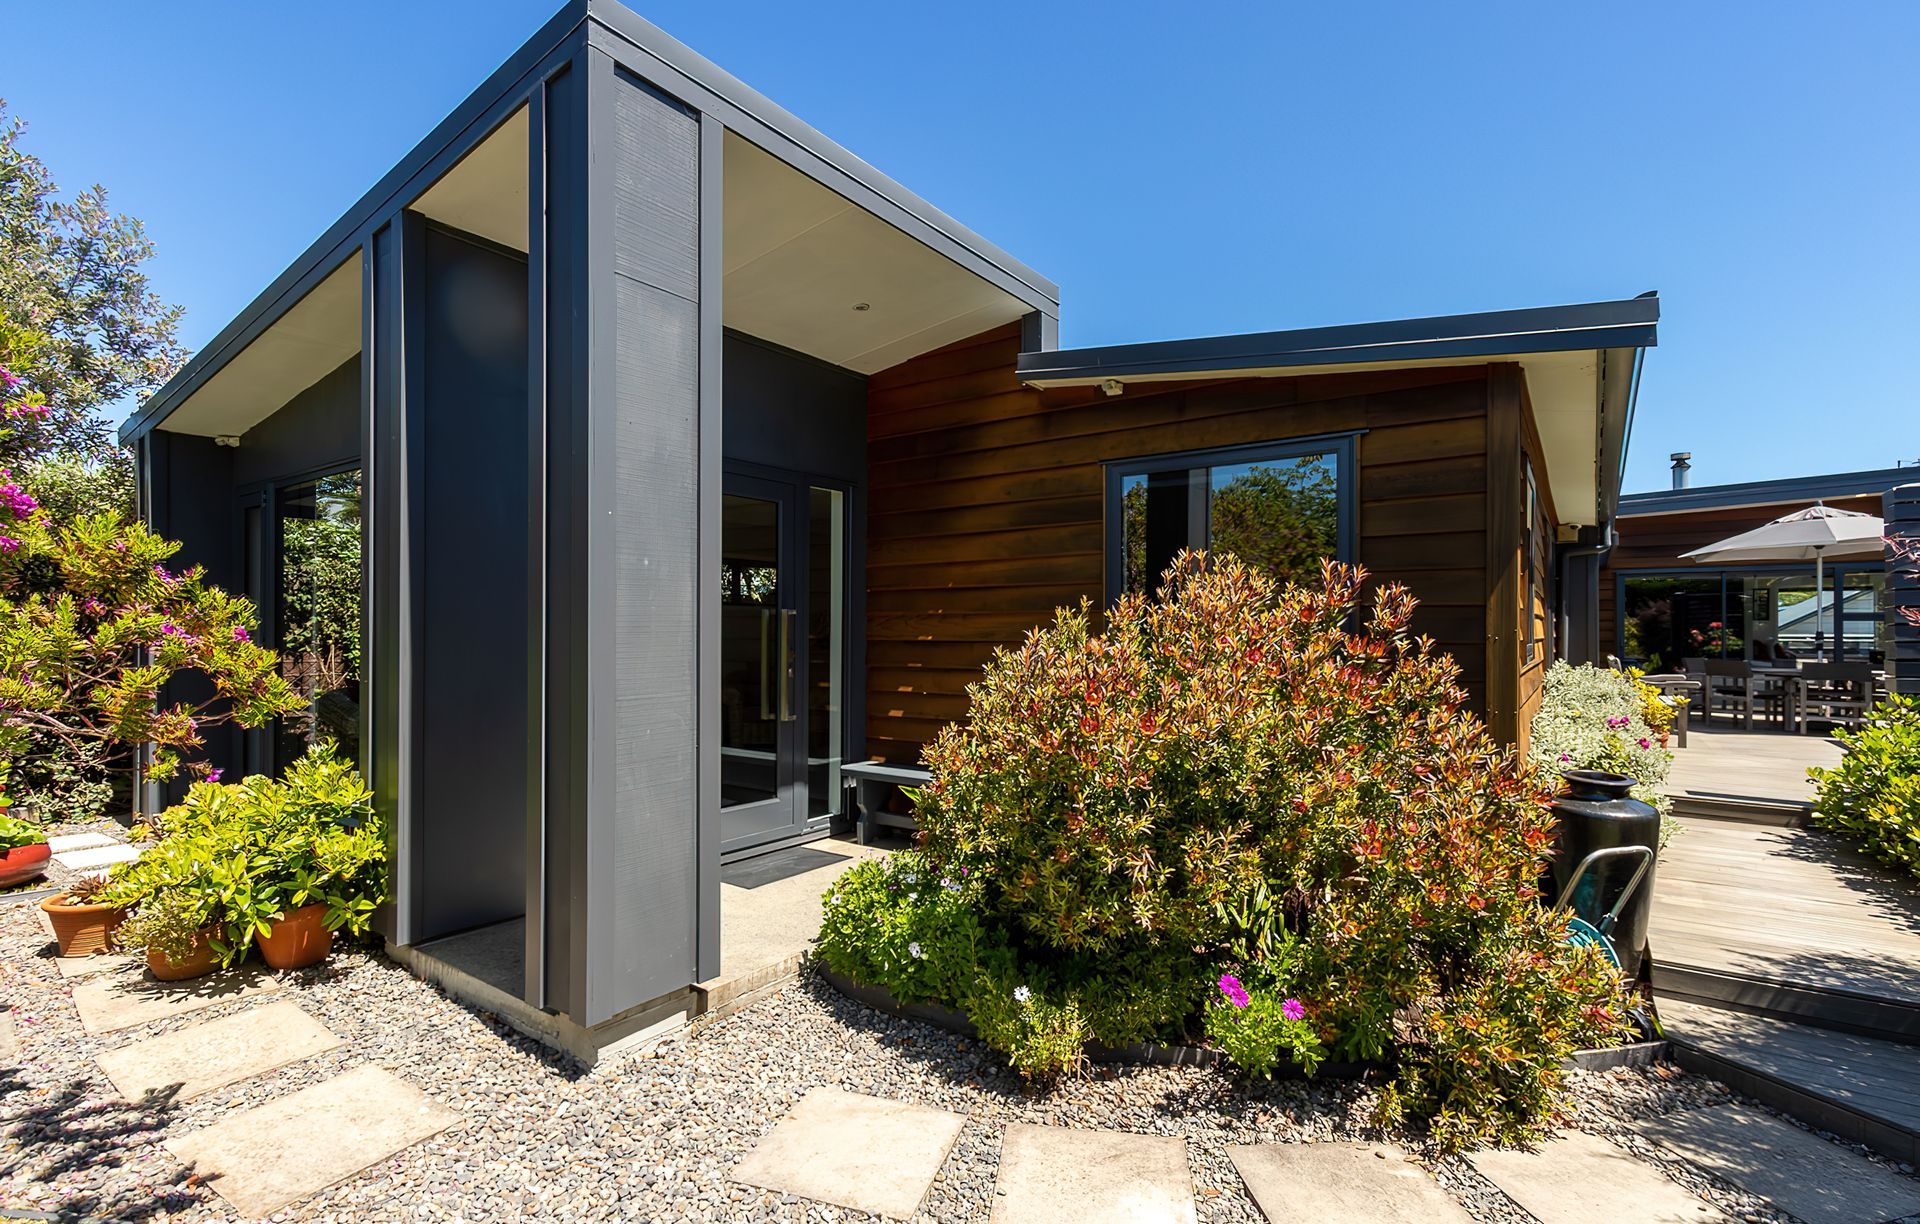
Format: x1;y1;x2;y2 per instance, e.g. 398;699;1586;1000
1658;998;1920;1165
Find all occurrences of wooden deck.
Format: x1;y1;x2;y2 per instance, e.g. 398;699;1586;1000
1664;723;1843;810
1650;817;1920;1007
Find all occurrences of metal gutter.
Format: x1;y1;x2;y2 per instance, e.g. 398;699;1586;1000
1620;466;1916;517
1015;296;1660;385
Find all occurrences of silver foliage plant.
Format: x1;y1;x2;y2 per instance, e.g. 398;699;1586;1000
1528;662;1675;825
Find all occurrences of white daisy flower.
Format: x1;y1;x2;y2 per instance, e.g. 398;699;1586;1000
1013;985;1032;1005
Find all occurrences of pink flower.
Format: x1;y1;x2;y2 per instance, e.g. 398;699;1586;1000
1282;998;1306;1021
1637;737;1652;750
1218;974;1250;1009
231;626;250;643
0;536;16;554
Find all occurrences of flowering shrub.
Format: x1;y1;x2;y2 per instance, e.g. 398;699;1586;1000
874;554;1627;1148
1809;695;1920;881
1687;621;1741;657
0;503;303;786
1529;662;1673;818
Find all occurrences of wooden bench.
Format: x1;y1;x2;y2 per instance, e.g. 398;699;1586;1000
841;761;930;846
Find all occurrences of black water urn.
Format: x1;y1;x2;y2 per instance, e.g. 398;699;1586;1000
1550;769;1661;980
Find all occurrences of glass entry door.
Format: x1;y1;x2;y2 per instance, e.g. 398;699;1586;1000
720;470;846;856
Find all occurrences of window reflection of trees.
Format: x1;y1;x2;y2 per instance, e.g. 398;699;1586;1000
279;470;362;765
1122;455;1339;596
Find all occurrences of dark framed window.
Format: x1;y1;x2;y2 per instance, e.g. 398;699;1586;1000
1104;435;1358;603
275;468;364;768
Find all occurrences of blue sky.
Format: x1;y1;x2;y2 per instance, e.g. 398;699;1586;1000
9;2;1916;492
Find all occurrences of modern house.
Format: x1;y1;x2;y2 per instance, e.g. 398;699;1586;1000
122;0;1657;1058
1602;462;1908;672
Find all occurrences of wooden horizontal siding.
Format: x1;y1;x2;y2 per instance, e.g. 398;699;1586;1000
864;324;1500;765
1598;494;1884;657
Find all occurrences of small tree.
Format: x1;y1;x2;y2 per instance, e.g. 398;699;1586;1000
0;485;303;790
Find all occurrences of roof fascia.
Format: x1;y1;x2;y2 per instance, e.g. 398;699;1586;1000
123;3;593;444
582;0;1057;315
1015;297;1659;385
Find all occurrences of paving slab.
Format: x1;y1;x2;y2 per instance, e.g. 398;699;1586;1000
52;844;141;871
992;1123;1196;1224
1468;1131;1723;1224
70;967;278;1034
0;1011;15;1062
1642;1104;1920;1224
730;1086;965;1219
45;832;116;853
1231;1141;1469;1222
97;1001;341;1104
166;1064;459;1218
54;952;131;979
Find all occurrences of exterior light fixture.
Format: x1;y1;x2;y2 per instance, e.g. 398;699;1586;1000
214;435;242;448
851;302;871;312
1100;379;1124;397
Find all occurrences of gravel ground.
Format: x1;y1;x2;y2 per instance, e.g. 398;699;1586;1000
3;890;1914;1223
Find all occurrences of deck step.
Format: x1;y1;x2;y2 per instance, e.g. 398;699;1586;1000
1652;960;1920;1046
1658;998;1920;1165
1667;792;1809;826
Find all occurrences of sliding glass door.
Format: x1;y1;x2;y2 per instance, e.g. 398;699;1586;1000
720;469;847;856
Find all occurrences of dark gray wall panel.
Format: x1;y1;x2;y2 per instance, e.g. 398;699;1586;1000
584;65;700;1023
418;224;530;940
233;357;360;489
721;332;866;484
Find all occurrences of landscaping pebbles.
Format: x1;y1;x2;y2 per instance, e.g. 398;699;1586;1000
2;893;1913;1222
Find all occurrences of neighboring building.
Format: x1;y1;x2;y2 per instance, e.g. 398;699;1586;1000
1601;465;1908;671
121;0;1656;1057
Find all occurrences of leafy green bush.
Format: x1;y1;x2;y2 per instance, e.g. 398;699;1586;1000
1529;661;1673;818
1810;695;1920;880
1203;975;1323;1078
102;744;383;966
849;553;1629;1148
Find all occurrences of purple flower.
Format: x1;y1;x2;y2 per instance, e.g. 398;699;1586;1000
1282;998;1306;1021
0;536;17;554
1637;737;1652;750
231;626;250;643
0;367;19;390
0;483;36;517
1217;974;1250;1009
205;769;222;784
1606;715;1630;729
1557;752;1572;763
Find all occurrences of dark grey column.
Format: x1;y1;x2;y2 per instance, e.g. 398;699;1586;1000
1887;483;1920;696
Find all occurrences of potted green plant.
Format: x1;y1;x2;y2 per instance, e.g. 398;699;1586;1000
115;887;221;980
40;873;125;956
0;765;50;888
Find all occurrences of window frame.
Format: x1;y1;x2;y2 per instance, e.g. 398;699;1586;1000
1102;432;1361;606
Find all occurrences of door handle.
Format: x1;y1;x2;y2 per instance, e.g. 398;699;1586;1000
779;608;796;722
758;609;774;721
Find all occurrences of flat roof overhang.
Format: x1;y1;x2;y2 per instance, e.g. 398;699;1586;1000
1017;295;1659;529
1619;466;1915;518
122;0;1057;445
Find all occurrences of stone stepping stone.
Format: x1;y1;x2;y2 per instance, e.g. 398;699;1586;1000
1642;1104;1920;1224
992;1123;1196;1224
55;952;131;979
52;843;141;871
97;1001;341;1104
730;1085;965;1219
0;1011;16;1062
71;967;279;1034
166;1064;459;1218
1231;1141;1470;1222
1468;1131;1724;1224
46;832;116;853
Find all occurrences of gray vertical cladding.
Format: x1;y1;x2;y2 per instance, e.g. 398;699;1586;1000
1887;484;1920;695
720;332;867;484
231;357;360;489
584;61;700;1023
367;220;414;945
418;224;531;940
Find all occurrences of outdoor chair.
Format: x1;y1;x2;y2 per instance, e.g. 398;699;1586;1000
1795;661;1876;733
1699;659;1765;730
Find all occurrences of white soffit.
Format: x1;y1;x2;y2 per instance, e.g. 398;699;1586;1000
412;107;529;253
161;254;362;438
722;133;1029;373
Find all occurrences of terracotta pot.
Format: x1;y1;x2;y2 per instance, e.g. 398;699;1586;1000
40;895;125;957
0;842;51;888
146;927;220;981
254;902;332;970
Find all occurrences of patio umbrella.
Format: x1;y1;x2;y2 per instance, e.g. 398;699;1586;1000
1681;502;1885;661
